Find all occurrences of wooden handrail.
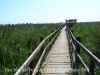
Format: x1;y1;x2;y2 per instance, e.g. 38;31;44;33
71;42;92;75
66;25;100;75
67;26;100;68
14;25;64;75
32;27;61;75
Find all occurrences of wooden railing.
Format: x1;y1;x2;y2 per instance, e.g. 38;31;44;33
66;25;100;75
14;25;64;75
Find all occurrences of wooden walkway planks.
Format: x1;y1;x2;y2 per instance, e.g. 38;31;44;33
40;26;72;75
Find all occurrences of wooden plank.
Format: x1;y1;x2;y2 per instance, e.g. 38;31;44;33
14;24;63;75
40;26;72;75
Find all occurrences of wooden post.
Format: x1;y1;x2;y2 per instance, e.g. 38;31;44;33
67;30;69;36
52;30;54;39
56;28;58;34
68;30;71;41
28;52;34;75
49;36;51;49
89;52;96;75
52;30;55;44
71;30;74;43
55;28;60;34
49;36;51;42
75;36;80;63
40;36;44;53
76;36;80;54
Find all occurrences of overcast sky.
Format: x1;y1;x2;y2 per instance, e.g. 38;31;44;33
0;0;100;24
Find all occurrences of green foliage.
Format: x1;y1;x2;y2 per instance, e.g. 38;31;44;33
71;22;100;75
0;23;61;75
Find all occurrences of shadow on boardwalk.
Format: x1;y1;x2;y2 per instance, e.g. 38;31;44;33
40;26;76;75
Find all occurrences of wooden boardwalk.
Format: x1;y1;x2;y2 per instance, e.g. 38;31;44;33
40;26;72;75
15;21;100;75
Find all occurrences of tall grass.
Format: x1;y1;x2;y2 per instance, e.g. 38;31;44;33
71;22;100;75
0;23;61;75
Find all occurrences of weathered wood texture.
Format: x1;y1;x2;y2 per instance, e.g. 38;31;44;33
14;25;63;75
66;26;100;75
40;26;72;75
